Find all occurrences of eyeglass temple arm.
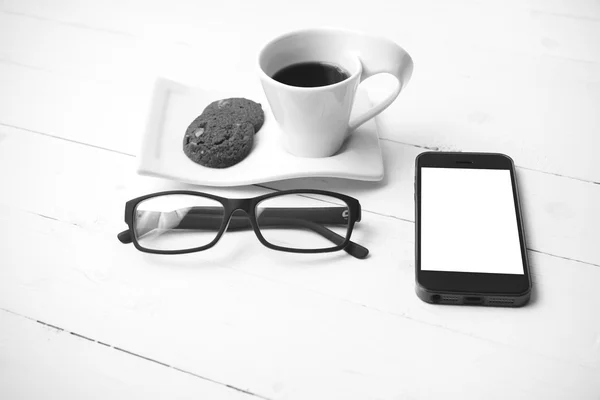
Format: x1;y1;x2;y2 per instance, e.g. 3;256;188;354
118;207;368;259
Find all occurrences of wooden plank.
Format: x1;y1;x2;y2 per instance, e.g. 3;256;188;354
3;10;600;88
0;11;241;87
0;310;261;400
2;0;599;62
1;2;599;398
508;0;600;19
0;63;156;157
1;119;598;268
1;205;599;399
0;126;599;371
267;139;600;267
1;12;599;182
371;71;600;184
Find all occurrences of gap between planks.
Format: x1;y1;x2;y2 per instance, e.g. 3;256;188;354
2;254;598;381
3;121;598;186
378;138;600;186
0;307;273;400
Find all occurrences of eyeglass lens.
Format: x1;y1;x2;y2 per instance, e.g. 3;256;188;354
133;194;225;251
256;193;350;250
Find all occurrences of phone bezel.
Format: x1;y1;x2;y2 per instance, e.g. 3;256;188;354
415;152;531;296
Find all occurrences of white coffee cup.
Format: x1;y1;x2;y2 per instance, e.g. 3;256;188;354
258;28;413;158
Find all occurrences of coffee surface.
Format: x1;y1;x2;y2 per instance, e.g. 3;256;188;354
272;62;350;88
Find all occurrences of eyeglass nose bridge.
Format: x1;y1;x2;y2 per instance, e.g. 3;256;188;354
221;199;262;235
227;198;254;213
225;198;258;223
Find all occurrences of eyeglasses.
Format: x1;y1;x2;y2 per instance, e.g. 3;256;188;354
117;190;369;259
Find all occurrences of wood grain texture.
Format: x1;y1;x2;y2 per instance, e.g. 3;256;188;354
0;126;599;398
1;121;599;267
1;8;600;266
1;0;599;398
0;311;261;400
1;206;599;399
0;5;599;181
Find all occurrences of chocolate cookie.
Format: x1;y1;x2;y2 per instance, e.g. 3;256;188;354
202;98;264;133
183;116;254;168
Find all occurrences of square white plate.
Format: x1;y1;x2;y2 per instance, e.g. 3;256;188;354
137;78;384;187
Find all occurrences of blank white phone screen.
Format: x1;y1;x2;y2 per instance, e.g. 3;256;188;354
421;168;524;274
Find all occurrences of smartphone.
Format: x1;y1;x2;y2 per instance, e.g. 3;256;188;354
414;152;531;307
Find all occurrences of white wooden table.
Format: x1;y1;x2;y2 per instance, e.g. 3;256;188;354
1;1;599;399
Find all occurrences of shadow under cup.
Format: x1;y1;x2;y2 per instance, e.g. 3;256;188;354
258;30;364;158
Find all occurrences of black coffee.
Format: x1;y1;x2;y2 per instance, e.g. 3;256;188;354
272;62;350;88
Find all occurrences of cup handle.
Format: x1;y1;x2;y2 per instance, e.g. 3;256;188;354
348;37;414;132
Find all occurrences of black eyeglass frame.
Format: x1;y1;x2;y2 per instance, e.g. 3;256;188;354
118;189;368;259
